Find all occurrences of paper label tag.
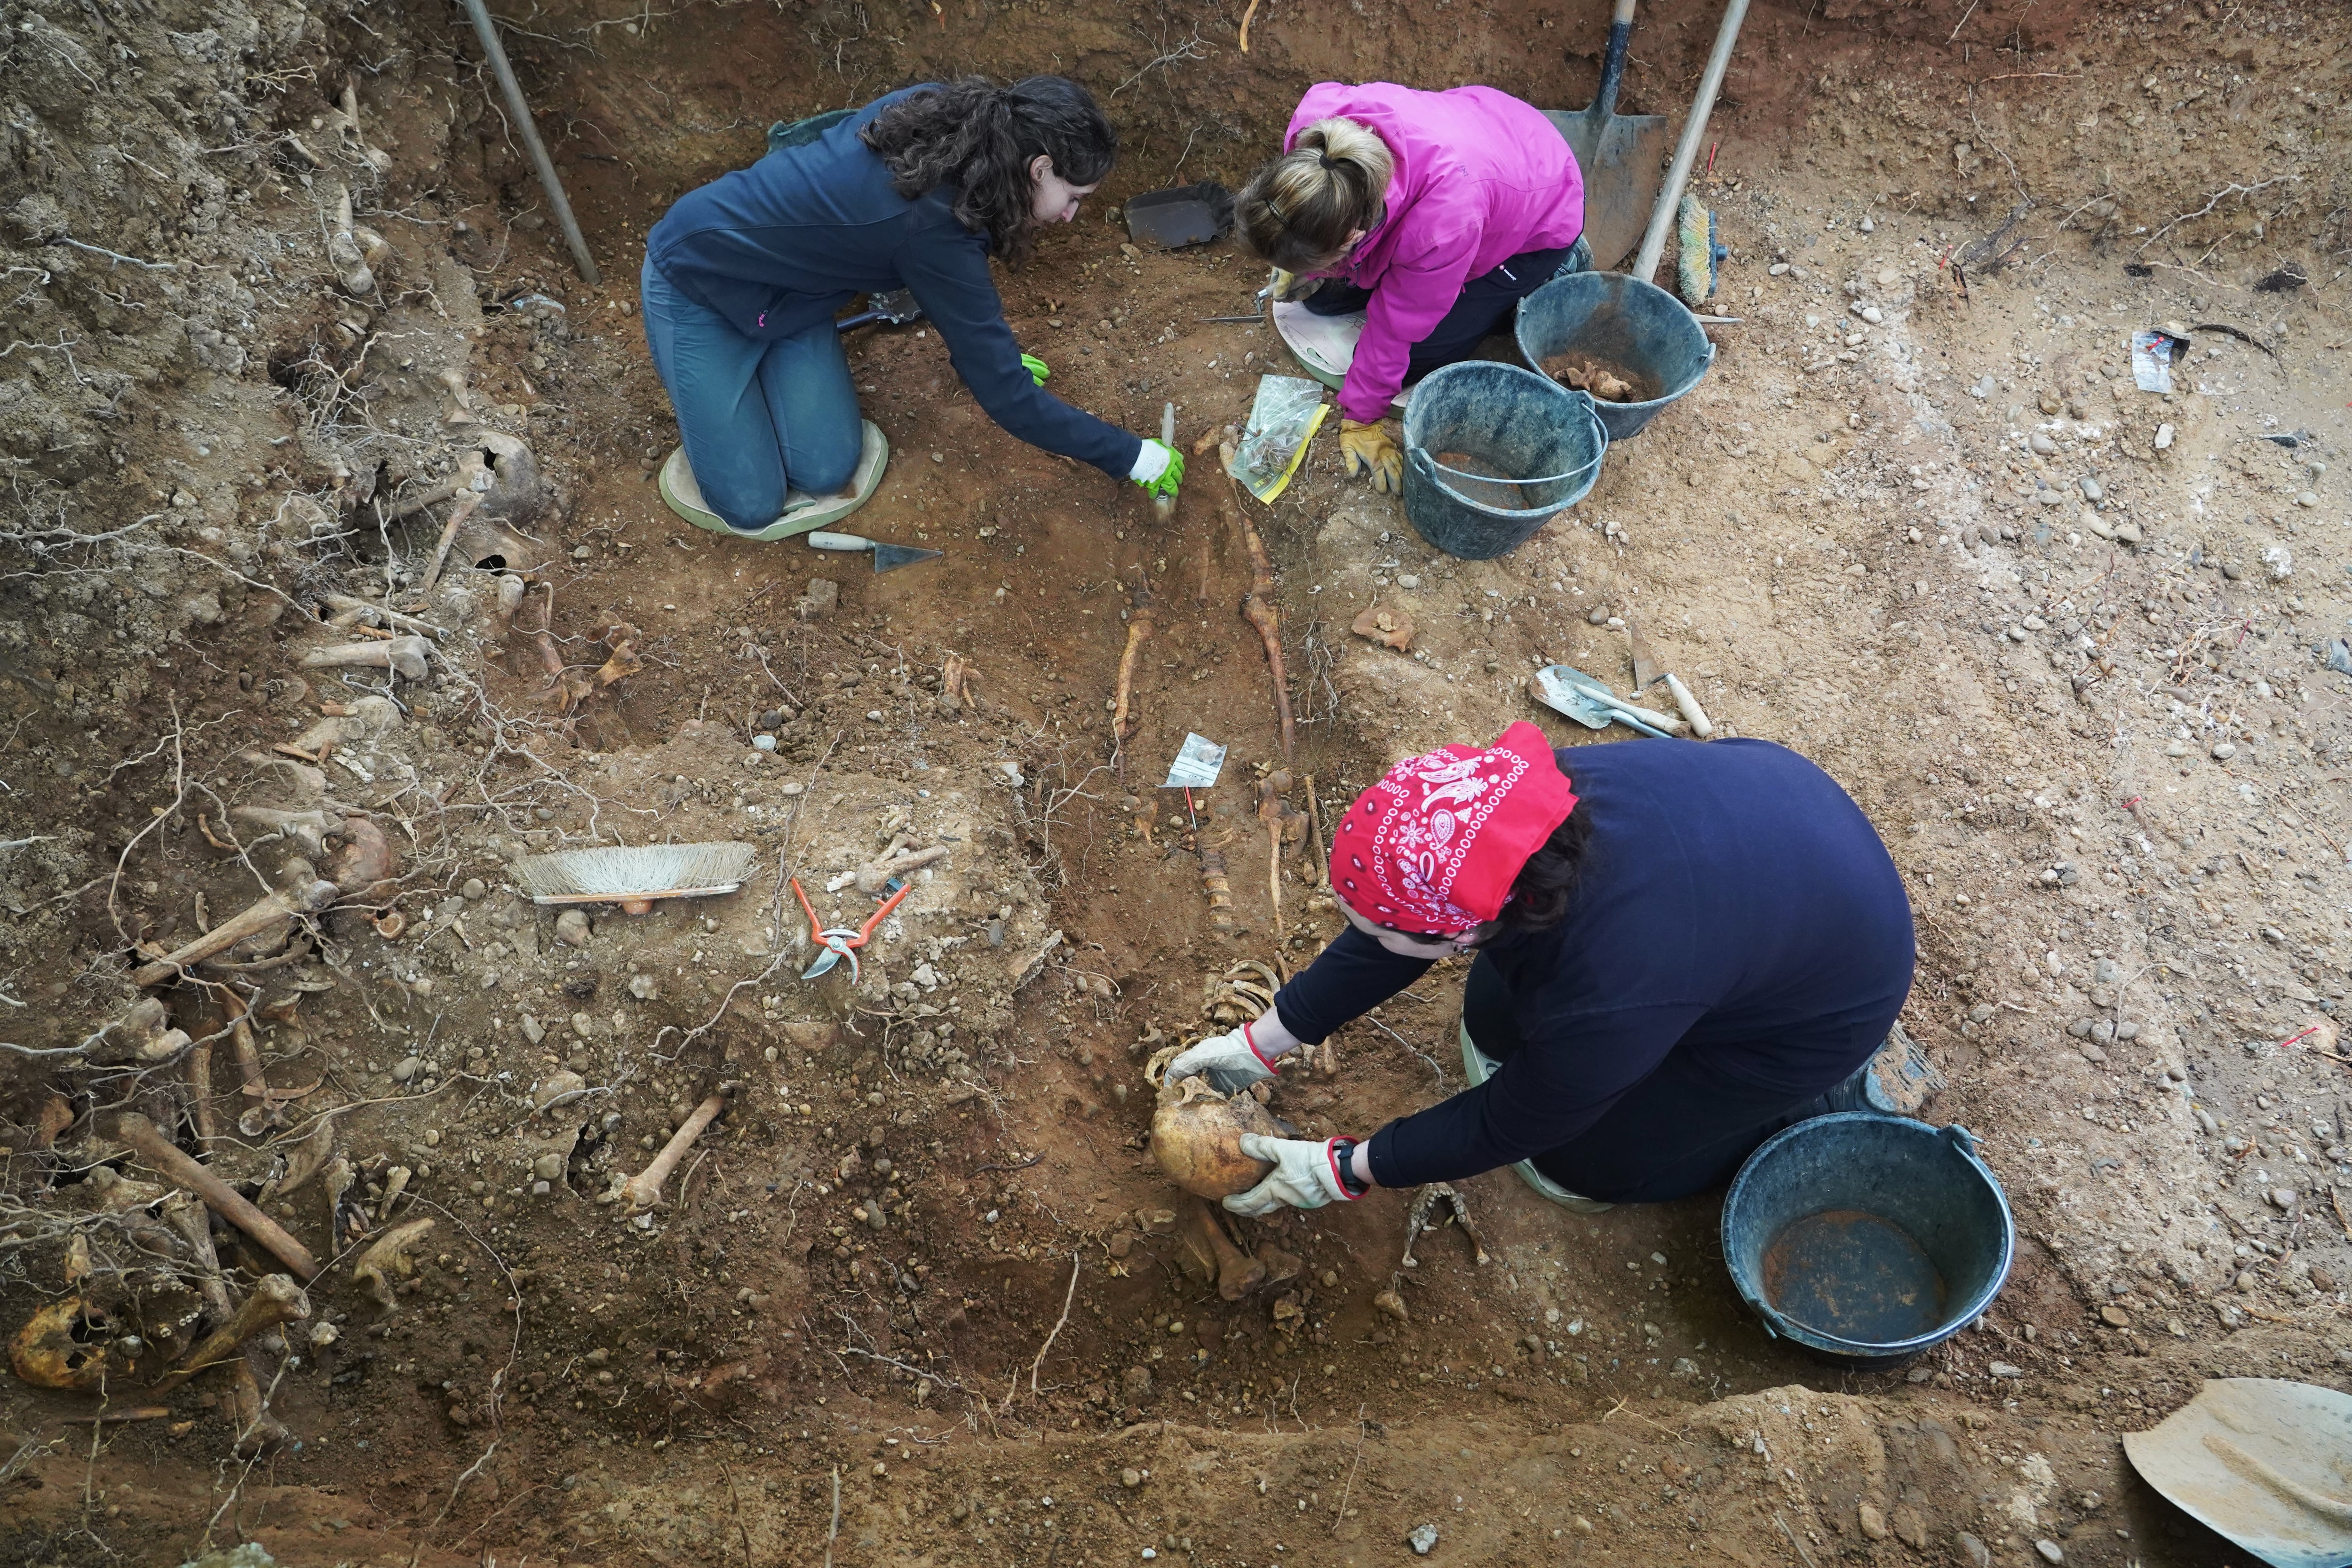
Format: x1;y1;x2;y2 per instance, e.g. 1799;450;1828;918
1162;733;1226;788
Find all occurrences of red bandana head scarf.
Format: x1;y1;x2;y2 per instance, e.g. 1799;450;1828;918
1329;722;1577;932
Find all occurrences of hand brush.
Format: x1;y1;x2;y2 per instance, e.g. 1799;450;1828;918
509;842;756;914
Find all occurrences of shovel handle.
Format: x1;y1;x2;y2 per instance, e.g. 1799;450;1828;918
1593;0;1638;119
806;532;873;552
1631;0;1751;285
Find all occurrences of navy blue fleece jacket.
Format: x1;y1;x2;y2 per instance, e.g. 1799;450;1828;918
643;88;1140;479
1271;738;1916;1189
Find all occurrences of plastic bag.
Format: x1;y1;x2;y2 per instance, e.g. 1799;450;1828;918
1225;374;1330;504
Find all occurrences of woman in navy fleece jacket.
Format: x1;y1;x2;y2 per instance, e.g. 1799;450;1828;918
642;76;1183;539
1160;724;1917;1215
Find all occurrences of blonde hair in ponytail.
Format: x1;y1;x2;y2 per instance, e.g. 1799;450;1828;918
1236;117;1393;271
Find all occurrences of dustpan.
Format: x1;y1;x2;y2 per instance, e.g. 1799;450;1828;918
2123;1378;2352;1568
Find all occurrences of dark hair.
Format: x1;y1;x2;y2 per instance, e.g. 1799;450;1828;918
1494;804;1593;935
860;76;1116;264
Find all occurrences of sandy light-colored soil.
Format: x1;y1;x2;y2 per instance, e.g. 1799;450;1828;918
1;0;2348;1563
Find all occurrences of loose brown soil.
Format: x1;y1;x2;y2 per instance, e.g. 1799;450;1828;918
1;0;2348;1564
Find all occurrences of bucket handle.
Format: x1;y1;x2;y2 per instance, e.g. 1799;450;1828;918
1416;398;1610;514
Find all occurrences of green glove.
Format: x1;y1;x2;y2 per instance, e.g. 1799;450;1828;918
1132;439;1184;501
1021;352;1049;386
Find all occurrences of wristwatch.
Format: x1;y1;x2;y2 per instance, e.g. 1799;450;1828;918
1328;1137;1371;1199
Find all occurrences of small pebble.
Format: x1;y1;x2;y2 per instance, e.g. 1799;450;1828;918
2210;741;2236;760
2029;432;2058;456
460;877;486;900
1989;1361;2024;1378
753;734;778;752
1396;573;1421;589
1859;304;1883;325
1586;605;1609;625
2080;476;2103;502
2297;491;2319;507
2269;1187;2298;1211
758;709;784;729
2036;1540;2065;1565
1408;1524;1440;1556
391;1055;421;1082
2099;1305;2130;1328
2154;422;2175;450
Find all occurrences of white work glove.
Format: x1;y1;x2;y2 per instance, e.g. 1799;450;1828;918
1160;1023;1280;1094
1223;1135;1363;1217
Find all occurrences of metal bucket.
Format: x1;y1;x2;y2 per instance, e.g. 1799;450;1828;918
1399;362;1607;561
1514;270;1714;441
1721;1114;2014;1370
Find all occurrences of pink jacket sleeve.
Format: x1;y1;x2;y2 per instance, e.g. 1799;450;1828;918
1339;193;1480;423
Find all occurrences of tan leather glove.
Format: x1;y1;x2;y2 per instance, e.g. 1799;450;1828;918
1339;418;1403;495
1267;267;1319;303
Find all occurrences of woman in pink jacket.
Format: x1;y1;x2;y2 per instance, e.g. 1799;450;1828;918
1236;83;1588;493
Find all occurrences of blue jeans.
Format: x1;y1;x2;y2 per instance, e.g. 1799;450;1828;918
640;258;862;532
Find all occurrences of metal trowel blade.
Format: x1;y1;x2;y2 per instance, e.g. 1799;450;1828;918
867;541;943;573
1627;614;1661;692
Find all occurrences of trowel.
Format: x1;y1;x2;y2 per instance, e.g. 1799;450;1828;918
1545;0;1671;273
806;530;942;574
1533;664;1680;738
1626;612;1662;692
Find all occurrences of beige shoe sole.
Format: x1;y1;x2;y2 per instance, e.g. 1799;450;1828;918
658;420;888;541
1458;1020;1615;1213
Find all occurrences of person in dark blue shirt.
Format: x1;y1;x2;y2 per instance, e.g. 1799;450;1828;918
642;77;1184;540
1161;724;1917;1216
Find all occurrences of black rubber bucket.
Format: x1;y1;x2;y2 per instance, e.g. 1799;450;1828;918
1721;1114;2014;1370
1514;270;1713;441
1398;362;1607;561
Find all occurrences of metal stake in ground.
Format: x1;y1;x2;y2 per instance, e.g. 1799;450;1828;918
458;0;601;286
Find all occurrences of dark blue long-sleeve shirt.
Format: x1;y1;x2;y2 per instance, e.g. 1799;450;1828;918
643;88;1141;480
1271;738;1915;1189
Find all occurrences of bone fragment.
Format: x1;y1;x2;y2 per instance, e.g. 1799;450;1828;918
150;1274;310;1398
161;1196;291;1454
301;635;429;681
1176;1194;1265;1301
352;1217;436;1310
130;878;338;986
117;1114;320;1280
620;1089;730;1210
229;806;336;859
854;844;949;895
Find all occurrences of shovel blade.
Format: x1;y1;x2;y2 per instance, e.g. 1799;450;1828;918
1532;666;1616;731
1545;109;1671;274
868;542;943;573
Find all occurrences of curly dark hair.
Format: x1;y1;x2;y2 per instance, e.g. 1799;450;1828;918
859;76;1116;264
1493;804;1595;935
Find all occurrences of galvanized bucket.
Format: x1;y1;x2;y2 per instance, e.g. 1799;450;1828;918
1398;361;1606;560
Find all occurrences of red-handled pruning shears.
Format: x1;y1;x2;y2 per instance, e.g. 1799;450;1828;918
792;876;911;983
